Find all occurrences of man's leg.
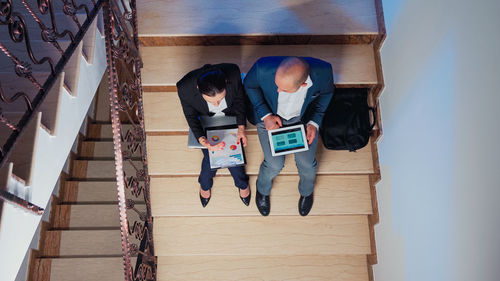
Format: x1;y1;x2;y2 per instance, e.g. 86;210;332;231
198;149;217;191
256;122;285;196
294;129;319;196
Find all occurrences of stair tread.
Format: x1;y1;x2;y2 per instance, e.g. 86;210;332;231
74;160;142;179
151;175;372;216
45;257;137;281
138;0;378;36
46;229;137;256
143;91;257;132
80;141;142;158
63;181;142;203
146;134;374;175
154;215;370;256
158;255;369;281
54;204;145;229
141;44;377;86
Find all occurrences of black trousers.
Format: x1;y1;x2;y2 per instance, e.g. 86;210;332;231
198;149;249;191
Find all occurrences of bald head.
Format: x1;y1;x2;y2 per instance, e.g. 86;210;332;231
275;57;310;93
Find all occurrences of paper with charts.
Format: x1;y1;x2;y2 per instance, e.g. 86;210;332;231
207;128;245;169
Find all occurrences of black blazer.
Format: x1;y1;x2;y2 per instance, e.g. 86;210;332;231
176;63;247;140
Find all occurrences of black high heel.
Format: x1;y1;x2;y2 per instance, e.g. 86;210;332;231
239;186;251;206
199;190;211;208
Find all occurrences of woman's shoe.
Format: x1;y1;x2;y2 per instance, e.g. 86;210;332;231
239;186;251;206
199;189;211;208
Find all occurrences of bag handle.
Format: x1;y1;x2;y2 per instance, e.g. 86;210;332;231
368;106;377;131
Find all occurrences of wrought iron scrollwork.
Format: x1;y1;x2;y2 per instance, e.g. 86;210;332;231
103;0;156;280
0;0;101;218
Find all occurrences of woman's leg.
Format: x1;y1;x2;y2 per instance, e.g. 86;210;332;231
198;149;217;193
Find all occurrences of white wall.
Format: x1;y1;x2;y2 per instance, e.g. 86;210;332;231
374;0;500;281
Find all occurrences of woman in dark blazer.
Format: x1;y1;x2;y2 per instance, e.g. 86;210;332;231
176;63;250;207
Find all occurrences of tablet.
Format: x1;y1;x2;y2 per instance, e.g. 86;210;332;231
206;125;246;169
268;124;309;156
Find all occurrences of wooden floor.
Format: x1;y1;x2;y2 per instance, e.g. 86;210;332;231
138;0;378;37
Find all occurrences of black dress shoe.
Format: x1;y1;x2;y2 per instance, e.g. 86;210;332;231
199;191;211;208
239;187;251;206
298;193;314;216
255;191;270;216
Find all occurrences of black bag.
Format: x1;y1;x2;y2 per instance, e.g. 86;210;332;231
320;88;376;151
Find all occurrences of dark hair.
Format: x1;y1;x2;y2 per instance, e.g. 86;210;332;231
197;69;227;97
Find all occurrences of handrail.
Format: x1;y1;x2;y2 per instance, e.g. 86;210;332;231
0;0;156;279
0;0;101;168
0;1;101;214
103;0;156;280
0;189;44;215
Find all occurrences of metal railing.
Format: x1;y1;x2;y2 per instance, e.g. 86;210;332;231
0;0;101;213
103;0;156;279
0;0;156;280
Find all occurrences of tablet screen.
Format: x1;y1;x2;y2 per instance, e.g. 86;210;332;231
271;127;306;153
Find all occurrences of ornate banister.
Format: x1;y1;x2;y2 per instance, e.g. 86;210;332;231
0;0;100;216
103;0;156;280
0;0;156;279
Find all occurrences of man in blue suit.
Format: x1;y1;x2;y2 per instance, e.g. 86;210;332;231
244;56;334;216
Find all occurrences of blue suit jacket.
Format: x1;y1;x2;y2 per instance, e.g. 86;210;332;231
244;56;334;126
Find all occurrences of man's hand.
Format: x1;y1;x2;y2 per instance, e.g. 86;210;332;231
263;114;282;130
306;124;317;145
198;136;225;151
237;125;247;147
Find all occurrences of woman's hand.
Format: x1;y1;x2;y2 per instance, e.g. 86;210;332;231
237;125;247;147
198;136;225;151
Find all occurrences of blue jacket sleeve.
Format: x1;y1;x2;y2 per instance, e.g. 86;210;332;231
308;67;334;127
244;60;272;120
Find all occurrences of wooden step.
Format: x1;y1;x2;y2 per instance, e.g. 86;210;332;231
38;257;136;281
61;180;144;204
146;134;374;175
80;141;142;159
73;160;142;180
143;91;256;132
52;204;146;229
154;215;370;256
151;175;372;217
140;45;377;87
62;181;143;203
87;123;135;140
138;0;378;45
158;255;369;281
44;229;137;257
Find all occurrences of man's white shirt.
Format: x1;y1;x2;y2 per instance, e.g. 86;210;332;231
261;76;319;128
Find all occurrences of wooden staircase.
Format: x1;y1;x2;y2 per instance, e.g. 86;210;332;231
0;0;101;194
0;3;109;280
139;0;385;280
22;0;385;280
30;93;142;281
